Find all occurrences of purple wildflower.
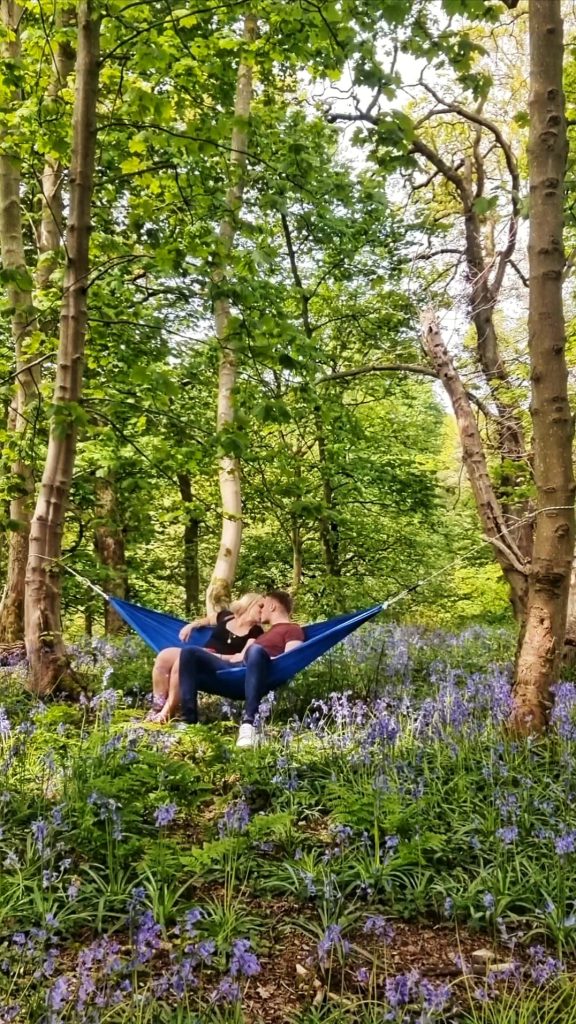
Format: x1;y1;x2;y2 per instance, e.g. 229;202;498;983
230;938;261;978
555;831;576;856
183;907;204;937
210;976;241;1004
496;825;519;845
154;802;178;828
317;924;349;967
385;971;418;1008
529;945;563;985
363;915;395;943
0;707;11;739
482;892;495;911
31;819;49;854
47;975;70;1010
420;977;452;1012
217;798;251;837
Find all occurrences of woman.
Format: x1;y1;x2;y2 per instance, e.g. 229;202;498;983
147;593;264;723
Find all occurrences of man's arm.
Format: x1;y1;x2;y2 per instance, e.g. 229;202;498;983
224;638;257;663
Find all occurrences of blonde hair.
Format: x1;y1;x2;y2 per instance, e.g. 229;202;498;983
230;592;264;619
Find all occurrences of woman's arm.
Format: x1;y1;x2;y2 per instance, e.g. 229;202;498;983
178;613;218;642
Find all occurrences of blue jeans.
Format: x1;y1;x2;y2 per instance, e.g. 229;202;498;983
179;644;274;724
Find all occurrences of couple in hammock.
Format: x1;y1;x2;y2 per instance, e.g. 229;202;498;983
149;590;304;749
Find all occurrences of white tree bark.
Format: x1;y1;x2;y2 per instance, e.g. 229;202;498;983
25;0;101;694
206;12;258;614
0;1;37;643
0;1;75;644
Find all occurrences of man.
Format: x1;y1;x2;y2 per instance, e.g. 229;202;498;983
179;590;304;749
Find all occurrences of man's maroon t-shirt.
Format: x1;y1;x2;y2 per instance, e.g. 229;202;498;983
254;622;305;658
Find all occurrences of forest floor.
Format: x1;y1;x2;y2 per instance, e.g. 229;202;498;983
2;623;576;1022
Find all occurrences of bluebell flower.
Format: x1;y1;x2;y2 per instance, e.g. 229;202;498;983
363;915;395;942
230;938;260;977
496;825;518;845
385;971;417;1008
31;819;49;854
47;975;70;1010
0;707;11;739
210;976;241;1004
154;802;178;828
217;798;250;837
554;831;576;856
183;907;204;937
317;924;349;967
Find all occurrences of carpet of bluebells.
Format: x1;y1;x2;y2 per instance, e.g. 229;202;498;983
2;623;576;1022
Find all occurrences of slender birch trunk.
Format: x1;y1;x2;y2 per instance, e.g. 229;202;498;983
421;309;528;619
25;0;101;694
511;0;575;732
36;7;76;291
0;2;75;644
206;12;257;615
0;1;37;643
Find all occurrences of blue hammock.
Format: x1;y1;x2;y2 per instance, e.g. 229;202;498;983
110;597;386;686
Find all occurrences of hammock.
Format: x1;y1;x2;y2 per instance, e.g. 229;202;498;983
110;597;386;686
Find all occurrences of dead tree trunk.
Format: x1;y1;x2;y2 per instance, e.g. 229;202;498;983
206;12;257;614
421;309;528;619
511;0;575;732
25;1;101;694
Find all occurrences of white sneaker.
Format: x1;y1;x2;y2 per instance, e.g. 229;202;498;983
236;723;257;749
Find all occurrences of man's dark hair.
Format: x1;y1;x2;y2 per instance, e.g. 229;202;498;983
266;589;292;615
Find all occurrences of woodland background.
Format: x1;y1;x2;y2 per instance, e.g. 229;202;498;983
0;0;525;636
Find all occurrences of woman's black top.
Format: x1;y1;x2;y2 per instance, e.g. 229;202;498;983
205;610;263;655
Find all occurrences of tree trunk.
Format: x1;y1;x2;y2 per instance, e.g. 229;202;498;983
178;472;201;617
206;12;257;615
0;1;37;643
563;557;576;659
421;308;528;619
315;409;341;578
25;1;101;695
36;6;76;290
93;476;127;635
511;0;575;733
0;2;75;644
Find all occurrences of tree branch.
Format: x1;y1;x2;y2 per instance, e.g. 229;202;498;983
317;362;495;419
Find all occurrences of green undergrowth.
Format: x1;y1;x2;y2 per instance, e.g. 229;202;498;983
1;623;576;1021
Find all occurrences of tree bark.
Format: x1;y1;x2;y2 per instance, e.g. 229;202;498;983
206;12;257;614
178;472;201;617
420;308;528;619
563;557;576;658
36;6;76;291
315;408;341;578
25;1;101;694
0;1;38;643
0;1;75;644
93;476;127;635
511;0;575;733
